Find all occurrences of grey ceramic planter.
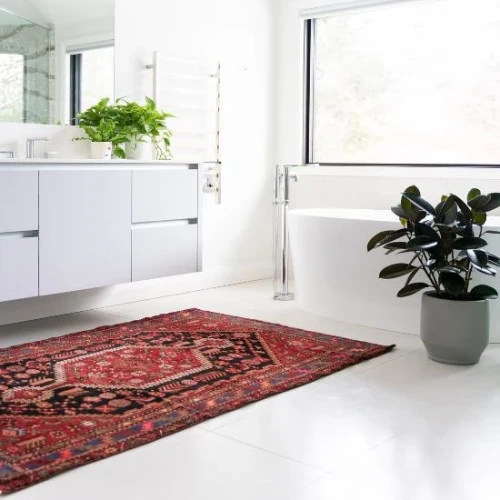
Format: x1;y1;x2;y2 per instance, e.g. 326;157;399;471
420;292;489;365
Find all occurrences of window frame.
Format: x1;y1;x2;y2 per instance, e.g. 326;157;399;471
303;18;315;165
69;53;82;125
302;9;500;168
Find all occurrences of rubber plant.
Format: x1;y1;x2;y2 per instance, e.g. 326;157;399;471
116;97;174;160
74;98;128;158
367;186;500;300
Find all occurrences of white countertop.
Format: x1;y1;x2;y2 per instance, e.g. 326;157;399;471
0;158;200;170
0;158;199;164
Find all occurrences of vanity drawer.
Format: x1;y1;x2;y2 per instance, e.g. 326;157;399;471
0;236;38;302
0;171;38;233
39;170;132;296
132;223;198;282
132;169;198;223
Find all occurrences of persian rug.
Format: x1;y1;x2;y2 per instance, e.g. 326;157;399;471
0;309;394;494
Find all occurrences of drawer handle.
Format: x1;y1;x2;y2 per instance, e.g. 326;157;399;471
0;230;38;240
132;219;197;230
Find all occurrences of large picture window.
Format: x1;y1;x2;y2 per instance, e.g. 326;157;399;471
305;0;500;165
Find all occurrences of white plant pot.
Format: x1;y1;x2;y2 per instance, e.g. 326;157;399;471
127;137;153;160
90;142;112;160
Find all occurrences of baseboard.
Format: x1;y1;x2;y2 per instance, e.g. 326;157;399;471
0;261;273;326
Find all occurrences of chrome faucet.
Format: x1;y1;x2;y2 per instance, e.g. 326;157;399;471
26;137;49;159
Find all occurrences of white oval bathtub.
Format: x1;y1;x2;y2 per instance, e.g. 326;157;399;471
289;208;500;343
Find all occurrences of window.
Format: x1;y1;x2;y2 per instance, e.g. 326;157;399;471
0;54;24;122
305;0;500;165
69;45;114;124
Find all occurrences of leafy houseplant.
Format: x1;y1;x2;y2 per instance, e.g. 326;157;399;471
75;98;128;159
367;186;500;365
116;97;174;160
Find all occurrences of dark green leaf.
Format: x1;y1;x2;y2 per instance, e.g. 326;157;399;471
485;252;500;267
441;271;466;295
401;186;421;216
467;188;481;202
405;268;419;287
470;285;499;300
467;249;488;267
379;263;417;279
377;229;410;247
415;222;440;241
404;185;421;197
468;194;491;211
442;202;458;225
452;237;488;250
397;283;430;298
483;230;500;236
391;205;407;219
470;263;497;276
473;211;487;226
441;195;456;215
438;265;463;274
481;193;500;212
401;193;436;216
448;194;473;219
456;220;474;237
407;236;439;251
435;201;446;217
367;231;393;252
384;242;408;251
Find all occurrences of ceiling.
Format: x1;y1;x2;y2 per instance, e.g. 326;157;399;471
25;0;114;26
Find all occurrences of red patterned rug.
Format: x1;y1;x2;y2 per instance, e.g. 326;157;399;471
0;309;394;494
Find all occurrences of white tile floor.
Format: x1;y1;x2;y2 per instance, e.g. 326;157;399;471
2;279;499;500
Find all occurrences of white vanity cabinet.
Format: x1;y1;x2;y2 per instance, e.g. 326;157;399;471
0;171;38;233
0;238;39;302
0;171;39;302
132;223;199;282
132;168;198;223
0;162;202;302
39;169;133;295
131;168;200;281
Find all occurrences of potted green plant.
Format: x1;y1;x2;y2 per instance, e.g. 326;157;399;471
367;186;500;365
116;97;174;160
75;98;128;159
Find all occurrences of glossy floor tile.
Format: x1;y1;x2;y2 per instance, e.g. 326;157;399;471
1;279;498;500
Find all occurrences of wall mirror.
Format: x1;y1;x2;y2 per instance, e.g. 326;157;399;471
0;0;114;125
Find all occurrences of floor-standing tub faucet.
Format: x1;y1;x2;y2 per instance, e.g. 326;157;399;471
26;137;49;159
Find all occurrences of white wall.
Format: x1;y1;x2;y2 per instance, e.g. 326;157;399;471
115;0;276;276
0;124;87;159
0;0;276;325
289;166;500;212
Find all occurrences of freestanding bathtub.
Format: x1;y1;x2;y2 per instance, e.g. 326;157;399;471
289;208;500;343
